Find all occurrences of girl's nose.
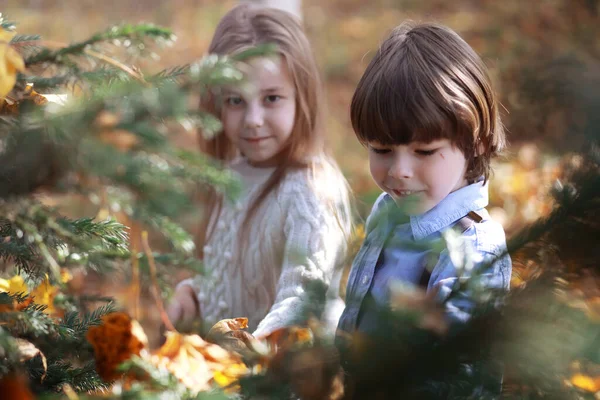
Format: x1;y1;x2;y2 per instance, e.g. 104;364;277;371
244;103;264;128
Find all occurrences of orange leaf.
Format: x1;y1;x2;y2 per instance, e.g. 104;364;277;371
0;373;34;400
98;129;139;152
86;312;148;382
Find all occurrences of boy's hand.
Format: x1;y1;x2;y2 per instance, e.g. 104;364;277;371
165;284;200;329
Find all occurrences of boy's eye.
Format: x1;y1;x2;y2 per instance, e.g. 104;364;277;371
415;149;437;156
370;147;391;155
265;94;282;103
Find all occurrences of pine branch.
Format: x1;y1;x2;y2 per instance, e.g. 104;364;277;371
0;13;15;31
147;65;190;84
10;34;41;44
0;327;21;377
24;24;173;66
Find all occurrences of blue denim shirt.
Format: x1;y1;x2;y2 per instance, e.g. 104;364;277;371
337;180;511;335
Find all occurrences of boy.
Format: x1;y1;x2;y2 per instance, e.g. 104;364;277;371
337;21;511;396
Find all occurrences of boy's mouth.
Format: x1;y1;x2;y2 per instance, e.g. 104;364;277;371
391;189;422;197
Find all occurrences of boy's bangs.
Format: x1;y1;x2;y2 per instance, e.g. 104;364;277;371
351;57;458;146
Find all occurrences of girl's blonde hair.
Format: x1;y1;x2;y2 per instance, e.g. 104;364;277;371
197;4;340;256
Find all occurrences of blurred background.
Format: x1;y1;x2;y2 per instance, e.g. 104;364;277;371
3;0;598;343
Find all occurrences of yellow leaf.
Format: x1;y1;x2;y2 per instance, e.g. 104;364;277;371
16;339;48;381
570;373;600;392
60;269;73;284
0;41;25;99
0;27;16;43
0;275;29;295
29;275;59;315
151;331;248;394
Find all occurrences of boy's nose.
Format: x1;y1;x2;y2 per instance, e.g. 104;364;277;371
388;156;413;179
244;103;264;128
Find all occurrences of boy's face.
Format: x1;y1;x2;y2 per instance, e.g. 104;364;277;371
368;139;468;215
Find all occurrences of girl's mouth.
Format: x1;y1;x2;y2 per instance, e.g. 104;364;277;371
244;137;271;143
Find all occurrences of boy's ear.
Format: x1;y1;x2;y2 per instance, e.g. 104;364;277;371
475;139;485;156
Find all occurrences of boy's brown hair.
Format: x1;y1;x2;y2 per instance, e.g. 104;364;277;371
350;22;506;183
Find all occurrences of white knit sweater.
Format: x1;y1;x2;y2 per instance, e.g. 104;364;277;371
178;157;351;337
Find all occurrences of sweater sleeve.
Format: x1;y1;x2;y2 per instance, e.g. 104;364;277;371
253;176;349;338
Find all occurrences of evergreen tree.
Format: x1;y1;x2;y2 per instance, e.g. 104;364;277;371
1;8;600;400
0;13;248;398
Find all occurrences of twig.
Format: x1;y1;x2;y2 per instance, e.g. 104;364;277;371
140;230;176;332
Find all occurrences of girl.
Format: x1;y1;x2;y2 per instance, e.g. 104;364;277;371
167;4;351;339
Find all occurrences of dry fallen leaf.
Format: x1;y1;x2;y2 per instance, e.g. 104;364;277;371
150;331;248;393
16;339;48;381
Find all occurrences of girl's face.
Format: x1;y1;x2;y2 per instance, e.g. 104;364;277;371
368;138;468;215
221;56;296;167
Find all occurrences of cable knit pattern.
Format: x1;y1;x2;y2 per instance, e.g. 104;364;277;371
178;157;350;337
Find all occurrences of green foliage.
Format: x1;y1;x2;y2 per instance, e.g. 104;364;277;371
0;17;249;397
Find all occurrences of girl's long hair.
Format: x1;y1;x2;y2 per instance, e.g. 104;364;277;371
197;4;339;257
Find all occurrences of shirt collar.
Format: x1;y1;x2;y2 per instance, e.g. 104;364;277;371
407;180;489;240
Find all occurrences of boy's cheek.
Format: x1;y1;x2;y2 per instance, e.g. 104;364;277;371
368;158;387;182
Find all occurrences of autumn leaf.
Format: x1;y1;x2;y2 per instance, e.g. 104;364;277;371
150;331;248;393
98;129;139;152
86;312;148;382
0;373;35;400
0;28;25;99
0;275;29;295
0;273;69;316
570;373;600;392
262;325;314;351
29;275;60;316
206;318;262;361
16;339;48;381
94;110;121;128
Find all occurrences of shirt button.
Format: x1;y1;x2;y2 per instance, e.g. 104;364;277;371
361;275;370;285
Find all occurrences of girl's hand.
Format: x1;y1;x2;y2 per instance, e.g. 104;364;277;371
206;318;259;361
166;284;200;328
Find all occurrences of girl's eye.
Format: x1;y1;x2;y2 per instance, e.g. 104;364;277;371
370;147;391;155
225;96;244;106
415;149;437;156
265;95;281;103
